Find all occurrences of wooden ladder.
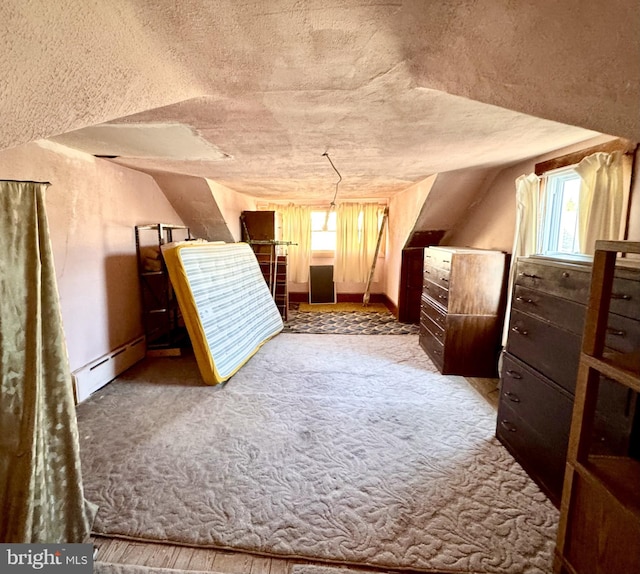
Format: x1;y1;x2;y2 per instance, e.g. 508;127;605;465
363;207;389;306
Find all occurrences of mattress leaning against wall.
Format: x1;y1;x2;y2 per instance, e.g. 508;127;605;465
161;241;284;384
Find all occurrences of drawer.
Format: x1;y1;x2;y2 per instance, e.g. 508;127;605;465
500;353;573;442
605;313;640;365
420;309;445;343
423;279;449;309
506;309;582;394
515;259;591;303
515;257;640;316
419;328;445;371
424;248;452;272
512;285;585;336
609;275;640;319
503;354;638;457
496;400;567;505
423;263;450;290
421;296;447;330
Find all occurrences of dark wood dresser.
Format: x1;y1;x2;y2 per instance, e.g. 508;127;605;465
497;255;640;506
419;246;507;376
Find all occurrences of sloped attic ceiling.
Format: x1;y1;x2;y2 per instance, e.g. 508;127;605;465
50;88;599;200
2;1;638;201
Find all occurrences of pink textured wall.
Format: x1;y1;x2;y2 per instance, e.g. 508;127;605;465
206;179;257;242
386;175;437;306
442;136;633;251
0;141;184;371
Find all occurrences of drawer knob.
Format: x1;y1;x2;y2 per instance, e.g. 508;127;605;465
511;326;528;336
505;391;521;403
606;328;626;337
438;295;447;300
500;420;517;432
506;369;522;379
440;277;449;282
519;272;539;279
435;331;442;338
611;292;631;301
515;296;535;304
562;272;570;278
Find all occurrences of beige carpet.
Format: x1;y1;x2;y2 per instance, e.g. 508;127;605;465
78;334;557;574
94;564;217;574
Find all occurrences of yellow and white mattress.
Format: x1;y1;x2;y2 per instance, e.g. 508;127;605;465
162;241;283;385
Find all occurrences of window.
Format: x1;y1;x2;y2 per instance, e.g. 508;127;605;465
541;167;581;255
311;210;336;252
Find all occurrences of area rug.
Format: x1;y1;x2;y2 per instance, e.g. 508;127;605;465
94;564;216;574
298;302;388;313
283;308;419;335
78;334;557;574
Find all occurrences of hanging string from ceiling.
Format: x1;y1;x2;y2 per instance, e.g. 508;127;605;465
322;151;342;210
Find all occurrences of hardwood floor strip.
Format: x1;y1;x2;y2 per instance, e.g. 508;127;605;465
187;547;218;571
97;539;133;564
172;546;197;570
120;542;152;564
250;556;272;574
145;544;183;568
269;558;291;574
213;551;254;573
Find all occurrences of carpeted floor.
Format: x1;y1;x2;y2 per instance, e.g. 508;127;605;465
94;564;217;574
283;305;419;335
291;566;372;574
78;335;556;574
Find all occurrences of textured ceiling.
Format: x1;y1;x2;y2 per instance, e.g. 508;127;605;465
51;88;598;200
3;1;638;200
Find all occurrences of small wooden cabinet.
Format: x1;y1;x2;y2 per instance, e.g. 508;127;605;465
419;246;507;376
498;255;640;506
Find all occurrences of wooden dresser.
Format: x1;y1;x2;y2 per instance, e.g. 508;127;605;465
419;246;507;376
497;255;640;505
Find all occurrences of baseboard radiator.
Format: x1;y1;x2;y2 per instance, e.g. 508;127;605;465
72;335;146;403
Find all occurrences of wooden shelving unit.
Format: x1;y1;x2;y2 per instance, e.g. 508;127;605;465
135;224;191;355
240;211;290;320
554;240;640;574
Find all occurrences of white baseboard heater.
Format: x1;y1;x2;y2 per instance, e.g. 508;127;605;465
72;335;146;403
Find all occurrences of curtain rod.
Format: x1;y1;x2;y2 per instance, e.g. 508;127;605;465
1;179;52;185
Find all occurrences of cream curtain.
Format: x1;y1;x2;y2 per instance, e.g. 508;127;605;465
270;203;311;283
502;173;541;345
576;151;624;255
0;180;96;542
334;203;382;283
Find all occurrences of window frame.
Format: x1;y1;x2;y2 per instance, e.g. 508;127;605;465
310;209;337;255
535;138;635;256
540;166;581;256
